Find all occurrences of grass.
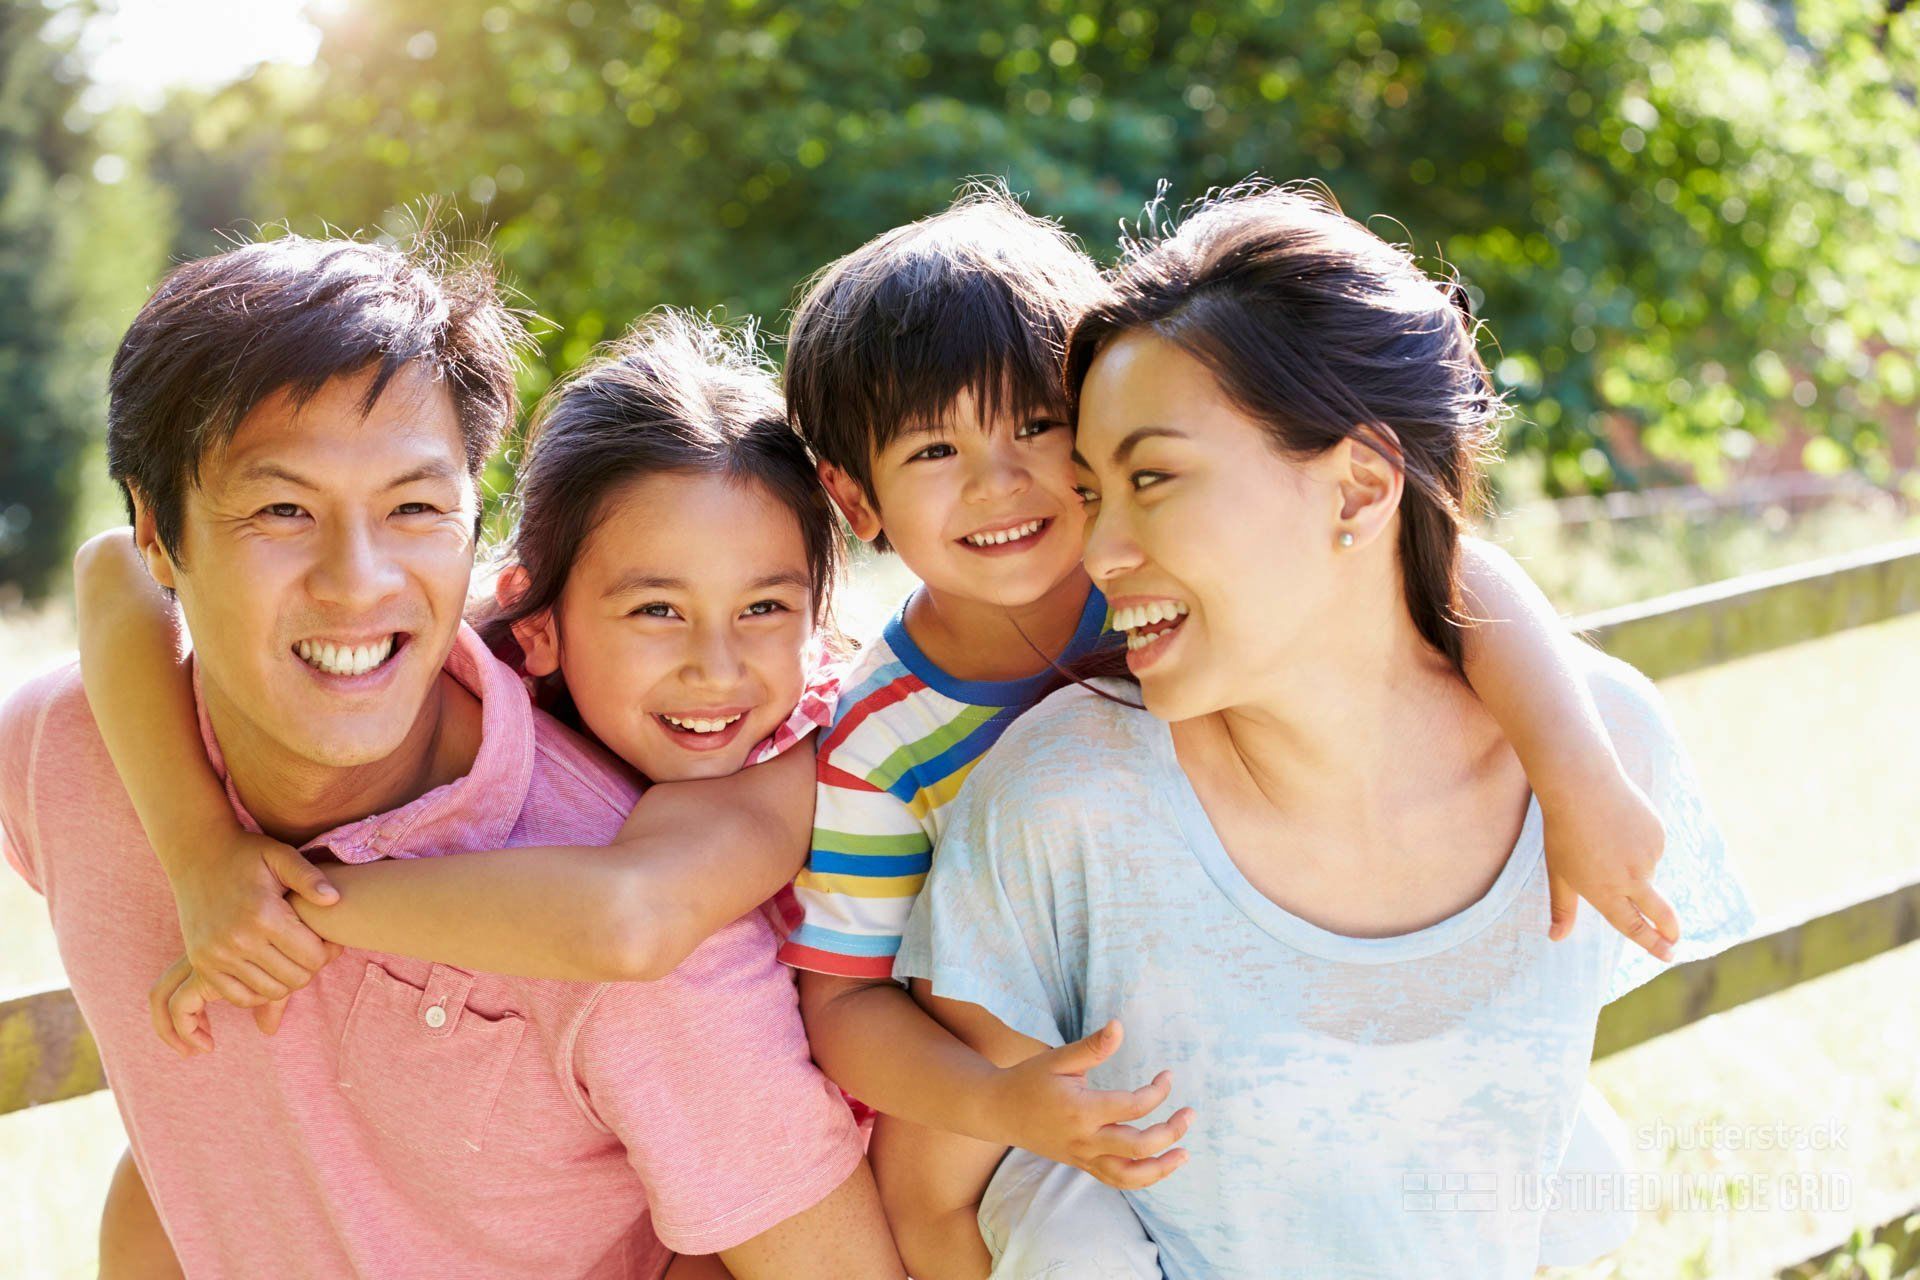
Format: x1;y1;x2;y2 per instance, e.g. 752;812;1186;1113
2;516;1915;1278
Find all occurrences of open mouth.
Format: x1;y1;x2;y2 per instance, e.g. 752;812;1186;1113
293;633;408;679
654;710;751;751
959;517;1050;552
1111;600;1190;665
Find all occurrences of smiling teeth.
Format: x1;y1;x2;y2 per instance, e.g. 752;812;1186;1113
662;713;743;734
964;519;1045;547
296;635;395;677
1111;601;1191;634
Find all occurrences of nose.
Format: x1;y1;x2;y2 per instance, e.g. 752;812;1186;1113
961;436;1033;505
1081;501;1143;586
306;517;406;613
682;621;748;692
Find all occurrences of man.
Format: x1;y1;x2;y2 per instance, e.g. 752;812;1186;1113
0;235;899;1278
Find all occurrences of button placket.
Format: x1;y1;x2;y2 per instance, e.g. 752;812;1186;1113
418;965;475;1038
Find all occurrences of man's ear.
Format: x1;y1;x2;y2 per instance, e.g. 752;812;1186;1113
498;567;562;677
1330;425;1406;551
128;490;178;592
816;460;884;545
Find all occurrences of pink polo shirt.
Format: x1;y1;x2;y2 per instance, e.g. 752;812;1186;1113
0;625;862;1279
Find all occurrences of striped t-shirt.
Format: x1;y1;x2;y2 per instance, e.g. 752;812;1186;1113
777;586;1110;978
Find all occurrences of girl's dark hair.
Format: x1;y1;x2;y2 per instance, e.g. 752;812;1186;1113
475;310;842;726
1067;182;1504;673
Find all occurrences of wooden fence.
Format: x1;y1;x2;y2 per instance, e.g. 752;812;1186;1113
5;537;1920;1272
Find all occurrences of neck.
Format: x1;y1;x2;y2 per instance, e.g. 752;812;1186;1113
904;566;1094;682
206;673;478;847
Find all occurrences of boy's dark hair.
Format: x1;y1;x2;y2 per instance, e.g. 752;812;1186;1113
783;183;1104;549
474;310;844;732
107;232;526;562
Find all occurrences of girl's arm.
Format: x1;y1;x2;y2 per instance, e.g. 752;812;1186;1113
75;529;339;1010
100;1149;185;1280
1456;536;1679;958
288;743;818;981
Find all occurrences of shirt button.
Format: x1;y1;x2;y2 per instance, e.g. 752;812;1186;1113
424;1004;448;1029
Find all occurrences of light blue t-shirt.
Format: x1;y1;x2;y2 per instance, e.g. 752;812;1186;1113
896;654;1754;1280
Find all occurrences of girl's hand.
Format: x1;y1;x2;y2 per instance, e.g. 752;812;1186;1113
148;943;342;1056
167;830;341;1007
987;1020;1194;1191
1542;767;1679;960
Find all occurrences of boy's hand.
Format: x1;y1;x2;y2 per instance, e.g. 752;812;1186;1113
1541;768;1680;960
167;830;340;1008
987;1020;1194;1191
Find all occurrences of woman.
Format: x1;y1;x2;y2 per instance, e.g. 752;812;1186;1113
895;184;1752;1278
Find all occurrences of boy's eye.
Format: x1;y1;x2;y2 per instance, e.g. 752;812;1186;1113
909;442;956;462
743;600;791;617
1016;418;1065;439
632;602;681;620
1072;484;1102;505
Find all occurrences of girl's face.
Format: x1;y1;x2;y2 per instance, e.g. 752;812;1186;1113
516;471;814;782
1073;332;1353;722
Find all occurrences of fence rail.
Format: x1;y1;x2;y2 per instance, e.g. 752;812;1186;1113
6;539;1920;1273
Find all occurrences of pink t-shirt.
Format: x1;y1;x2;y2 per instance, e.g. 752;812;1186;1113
0;625;862;1279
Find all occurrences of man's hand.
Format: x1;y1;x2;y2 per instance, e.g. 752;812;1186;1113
168;830;340;1007
985;1020;1194;1191
1542;767;1679;960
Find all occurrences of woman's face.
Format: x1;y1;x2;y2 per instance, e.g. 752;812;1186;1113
1074;332;1352;722
517;470;814;782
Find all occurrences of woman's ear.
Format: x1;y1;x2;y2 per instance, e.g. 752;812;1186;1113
1331;425;1405;550
499;567;562;677
816;460;884;544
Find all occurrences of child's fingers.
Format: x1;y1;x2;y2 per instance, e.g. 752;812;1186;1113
252;998;289;1037
251;945;318;995
169;981;214;1054
1090;1107;1195;1160
1636;885;1682;946
264;843;339;907
1547;870;1579;942
1089;1147;1189;1191
1041;1019;1125;1076
1602;895;1674;962
148;963;196;1058
268;922;336;976
215;960;290;1005
199;967;266;1010
1093;1068;1173;1124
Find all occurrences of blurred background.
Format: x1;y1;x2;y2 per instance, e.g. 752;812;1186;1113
2;1;1918;1277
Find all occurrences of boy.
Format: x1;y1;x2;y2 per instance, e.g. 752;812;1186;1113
779;186;1672;1279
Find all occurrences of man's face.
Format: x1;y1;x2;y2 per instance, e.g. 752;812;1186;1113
140;364;480;772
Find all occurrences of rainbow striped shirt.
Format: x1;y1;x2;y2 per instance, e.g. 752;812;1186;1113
778;587;1111;979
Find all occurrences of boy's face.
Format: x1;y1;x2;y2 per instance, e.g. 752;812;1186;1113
825;388;1088;611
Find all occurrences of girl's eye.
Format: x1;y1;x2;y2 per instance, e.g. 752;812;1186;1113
743;600;791;618
632;602;680;620
909;442;956;462
1017;418;1065;440
1130;470;1171;492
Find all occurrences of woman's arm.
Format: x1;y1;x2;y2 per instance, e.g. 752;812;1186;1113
74;529;339;1010
288;744;818;981
1455;537;1678;957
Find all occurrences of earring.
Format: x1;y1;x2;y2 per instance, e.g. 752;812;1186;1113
1337;531;1355;549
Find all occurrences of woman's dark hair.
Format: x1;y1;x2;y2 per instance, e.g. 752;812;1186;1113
474;310;842;726
1066;181;1504;673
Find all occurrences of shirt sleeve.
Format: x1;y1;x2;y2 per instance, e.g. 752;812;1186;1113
1601;665;1757;1004
0;675;53;895
892;748;1082;1050
777;736;934;979
571;913;863;1255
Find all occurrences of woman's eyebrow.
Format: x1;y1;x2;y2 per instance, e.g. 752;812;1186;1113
1075;426;1189;471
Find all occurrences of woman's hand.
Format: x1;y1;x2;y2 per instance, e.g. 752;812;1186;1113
1541;768;1680;960
166;829;341;1008
985;1020;1194;1191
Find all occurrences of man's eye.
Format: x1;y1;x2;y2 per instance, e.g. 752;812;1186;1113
743;600;791;617
259;503;305;520
910;443;956;462
632;602;680;619
1131;470;1171;492
393;502;438;517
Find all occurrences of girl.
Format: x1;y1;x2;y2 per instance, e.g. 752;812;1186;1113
76;311;904;1279
894;184;1754;1278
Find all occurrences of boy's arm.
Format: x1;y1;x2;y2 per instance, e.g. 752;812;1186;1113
796;970;1189;1183
1456;536;1678;958
289;742;816;981
74;529;339;1009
